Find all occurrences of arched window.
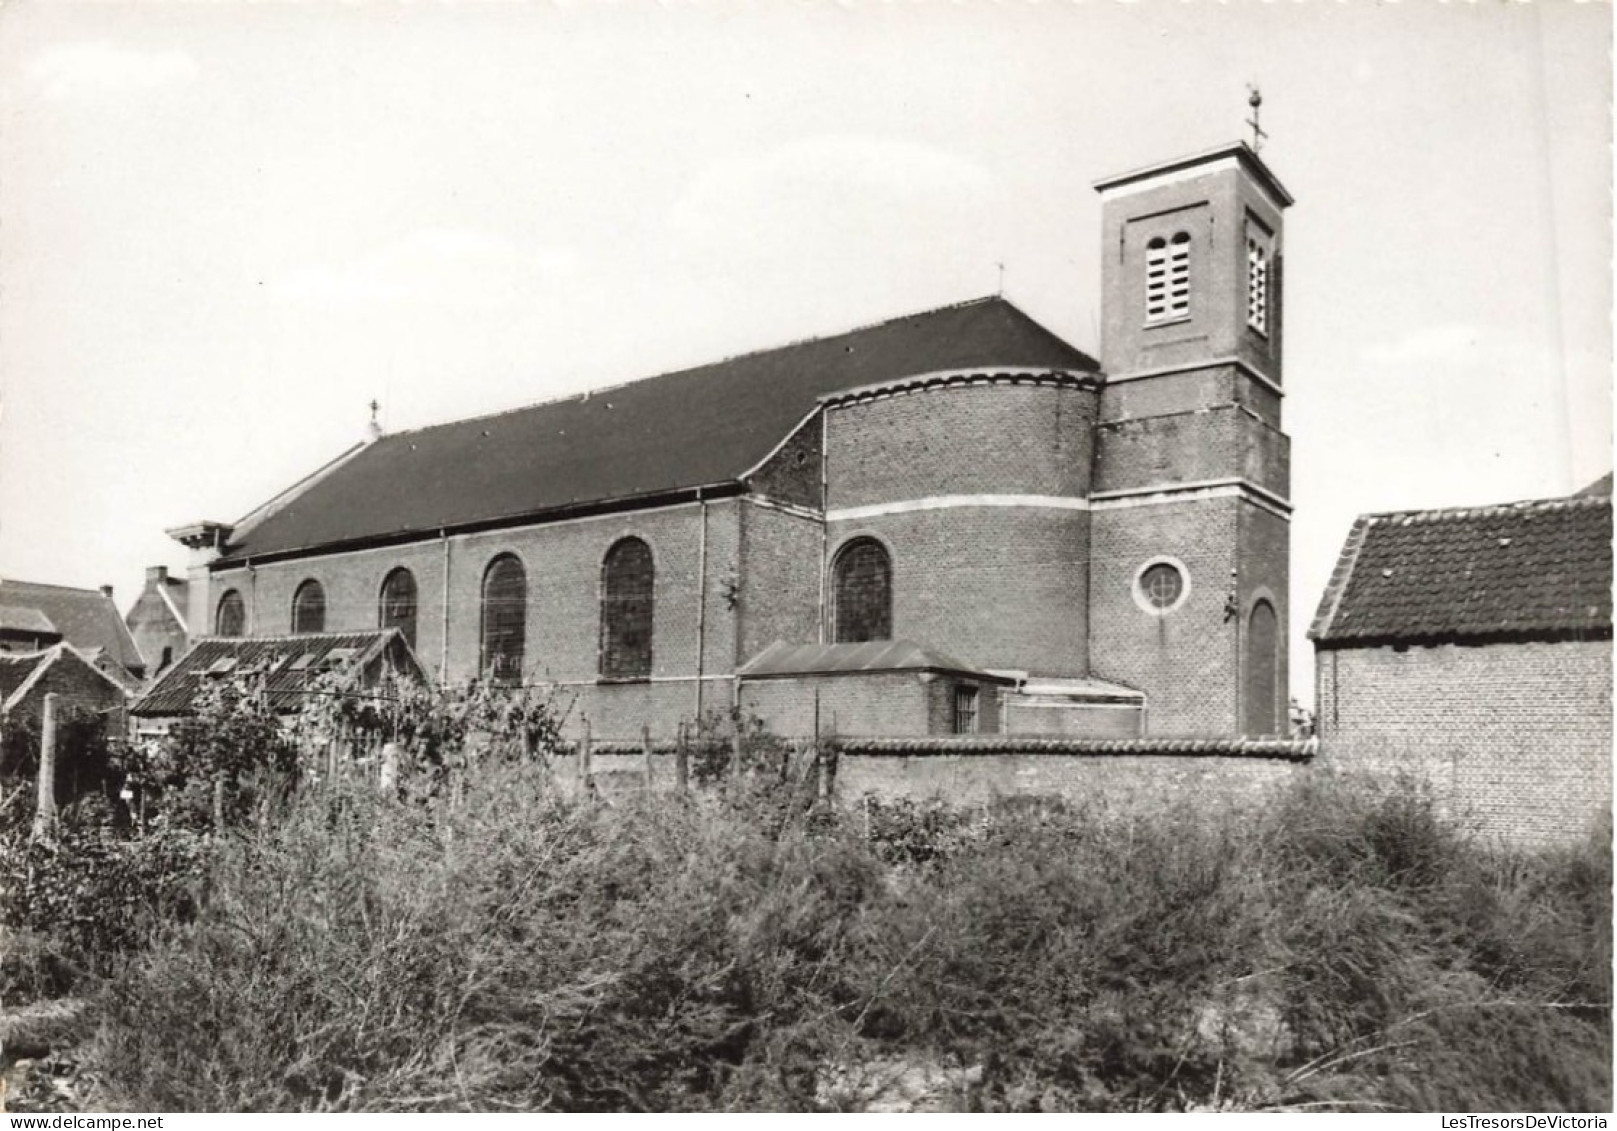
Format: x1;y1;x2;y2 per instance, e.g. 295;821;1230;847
1247;237;1270;334
291;580;326;634
1145;231;1191;324
481;554;526;684
378;567;418;651
215;589;245;637
1244;599;1280;735
832;538;892;644
600;538;654;680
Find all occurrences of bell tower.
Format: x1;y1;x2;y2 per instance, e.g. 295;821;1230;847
1086;141;1295;736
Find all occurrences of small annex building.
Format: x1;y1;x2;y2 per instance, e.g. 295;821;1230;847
167;141;1297;743
130;629;427;735
0;644;132;808
1309;484;1613;846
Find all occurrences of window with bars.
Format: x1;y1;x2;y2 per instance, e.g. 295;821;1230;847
953;685;980;735
600;537;654;680
291;579;326;634
1145;231;1191;324
832;538;892;644
379;567;418;651
215;590;245;637
1247;236;1270;335
480;554;526;684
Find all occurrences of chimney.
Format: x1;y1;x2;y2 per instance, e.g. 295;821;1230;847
146;565;169;585
100;584;114;601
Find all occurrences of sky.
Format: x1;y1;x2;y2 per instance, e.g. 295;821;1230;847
0;1;1610;703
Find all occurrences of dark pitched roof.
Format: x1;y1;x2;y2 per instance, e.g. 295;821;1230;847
132;630;425;717
738;639;1012;682
217;298;1098;563
1309;495;1613;646
0;581;145;676
1577;472;1612;498
0;606;59;636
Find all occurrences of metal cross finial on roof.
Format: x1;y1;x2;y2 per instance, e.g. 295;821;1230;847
1246;85;1268;153
996;261;1005;297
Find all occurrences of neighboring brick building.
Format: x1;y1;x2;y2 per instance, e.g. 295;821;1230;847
0;644;131;806
0;578;146;686
168;142;1296;741
124;565;190;680
1309;487;1613;846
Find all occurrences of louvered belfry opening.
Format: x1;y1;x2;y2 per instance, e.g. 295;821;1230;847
379;567;418;651
1145;232;1191;324
600;537;654;680
291;580;326;634
833;538;893;644
1247;237;1269;334
216;589;246;637
481;554;526;684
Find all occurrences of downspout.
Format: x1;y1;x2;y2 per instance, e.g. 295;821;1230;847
247;560;257;634
694;490;708;720
818;409;829;643
440;530;450;679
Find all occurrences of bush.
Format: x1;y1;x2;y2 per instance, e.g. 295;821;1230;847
70;759;1612;1113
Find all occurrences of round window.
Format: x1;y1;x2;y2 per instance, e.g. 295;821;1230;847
1132;557;1190;615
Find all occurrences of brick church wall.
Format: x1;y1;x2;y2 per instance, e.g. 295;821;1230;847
1316;640;1612;847
825;383;1095;508
1087;498;1239;734
736;500;823;663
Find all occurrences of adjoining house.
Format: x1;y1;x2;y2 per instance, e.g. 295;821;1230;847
0;643;132;808
130;628;428;735
165;141;1298;744
1309;483;1613;846
124;565;190;679
0;578;147;687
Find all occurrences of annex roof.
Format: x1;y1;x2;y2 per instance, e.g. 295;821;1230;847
214;298;1098;564
738;639;1013;683
132;629;424;717
0;580;145;676
1309;494;1613;646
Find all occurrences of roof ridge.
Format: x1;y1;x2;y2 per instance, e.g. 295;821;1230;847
371;296;1031;441
196;629;399;644
0;578;115;596
1363;494;1612;524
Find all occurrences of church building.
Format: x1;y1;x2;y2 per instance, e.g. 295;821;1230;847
167;141;1294;741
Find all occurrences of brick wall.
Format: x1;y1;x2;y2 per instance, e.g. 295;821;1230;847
1004;700;1143;737
826;507;1089;676
736;500;823;663
126;586;185;675
835;738;1309;811
1316;639;1612;846
1237;500;1290;734
747;418;822;509
740;673;926;738
825;383;1095;509
1093;405;1287;497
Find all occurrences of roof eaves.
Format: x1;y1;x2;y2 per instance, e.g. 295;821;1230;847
212;482;744;569
818;368;1098;410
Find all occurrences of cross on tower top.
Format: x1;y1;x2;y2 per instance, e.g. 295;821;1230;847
1246;86;1268;153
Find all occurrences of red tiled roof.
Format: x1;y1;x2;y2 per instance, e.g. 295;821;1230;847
217;298;1098;563
132;630;425;717
0;580;145;676
1309;495;1613;646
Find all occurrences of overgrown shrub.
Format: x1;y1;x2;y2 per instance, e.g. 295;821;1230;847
67;754;1613;1113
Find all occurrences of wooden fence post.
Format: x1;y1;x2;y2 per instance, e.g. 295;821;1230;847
32;693;59;839
675;721;689;793
641;723;654;789
577;721;593;790
730;728;743;779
